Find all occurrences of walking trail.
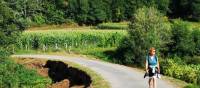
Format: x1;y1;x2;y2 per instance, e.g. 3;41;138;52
12;54;175;88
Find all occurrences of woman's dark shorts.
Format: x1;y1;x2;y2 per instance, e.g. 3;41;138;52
148;67;158;77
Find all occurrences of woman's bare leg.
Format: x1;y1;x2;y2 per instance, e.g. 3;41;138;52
153;77;157;88
149;78;153;88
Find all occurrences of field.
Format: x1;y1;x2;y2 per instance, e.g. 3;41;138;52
16;29;127;51
96;22;128;29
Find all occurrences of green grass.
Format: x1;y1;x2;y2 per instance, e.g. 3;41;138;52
15;49;44;55
184;84;200;88
187;22;200;29
14;47;116;62
72;47;116;62
96;22;128;29
0;59;51;88
171;19;200;29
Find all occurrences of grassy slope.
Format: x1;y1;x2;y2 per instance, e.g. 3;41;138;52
13;57;110;88
0;58;51;88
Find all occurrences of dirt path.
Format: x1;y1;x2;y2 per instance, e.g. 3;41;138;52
12;55;175;88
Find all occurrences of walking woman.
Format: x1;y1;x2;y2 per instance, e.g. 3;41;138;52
145;47;160;88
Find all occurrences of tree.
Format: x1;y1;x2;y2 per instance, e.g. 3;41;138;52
123;0;137;20
123;0;170;20
111;0;125;22
87;0;107;24
67;0;89;25
55;0;68;9
116;7;171;66
0;0;24;58
5;0;45;26
139;0;170;14
102;0;112;21
155;0;170;14
192;28;200;56
170;20;196;56
42;0;66;24
167;0;200;21
191;0;200;21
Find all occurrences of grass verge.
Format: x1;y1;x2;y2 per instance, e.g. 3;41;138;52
0;58;51;88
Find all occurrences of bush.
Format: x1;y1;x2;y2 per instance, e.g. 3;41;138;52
161;58;200;84
169;20;196;56
184;84;200;88
185;56;200;65
192;28;200;56
116;7;171;66
50;11;66;24
33;14;46;26
0;48;10;60
18;18;33;28
0;59;51;88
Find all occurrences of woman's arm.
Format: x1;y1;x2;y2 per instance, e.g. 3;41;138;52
157;58;160;73
145;59;148;72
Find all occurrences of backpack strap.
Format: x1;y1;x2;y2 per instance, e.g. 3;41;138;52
146;55;150;66
147;55;158;66
147;55;157;63
155;55;158;63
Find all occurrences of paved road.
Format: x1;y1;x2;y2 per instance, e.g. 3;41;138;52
12;55;175;88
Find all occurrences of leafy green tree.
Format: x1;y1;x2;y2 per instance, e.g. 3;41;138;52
117;7;171;66
0;0;24;58
168;0;200;21
170;20;195;56
87;0;107;24
5;0;45;26
123;0;170;20
123;0;137;20
140;0;170;14
67;0;89;24
42;0;65;24
191;0;200;21
55;0;68;9
192;28;200;56
111;0;125;22
102;0;112;21
155;0;170;14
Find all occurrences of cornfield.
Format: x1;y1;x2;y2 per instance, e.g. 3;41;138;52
16;30;127;50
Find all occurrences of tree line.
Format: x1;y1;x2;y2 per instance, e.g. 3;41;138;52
1;0;200;26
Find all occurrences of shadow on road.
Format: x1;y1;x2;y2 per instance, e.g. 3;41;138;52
44;60;92;88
